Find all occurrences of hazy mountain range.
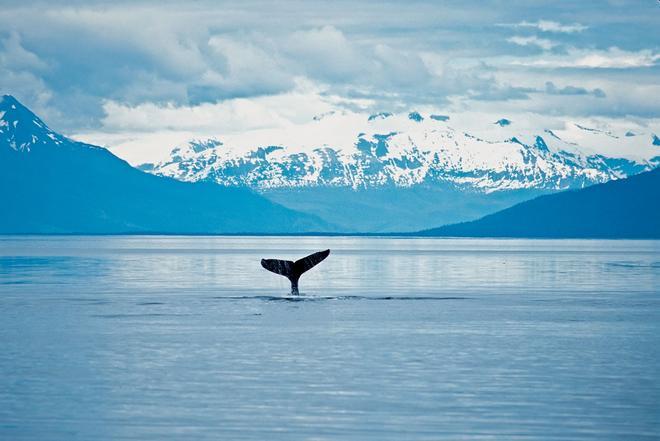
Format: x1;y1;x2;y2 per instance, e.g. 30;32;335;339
142;111;655;191
2;94;658;236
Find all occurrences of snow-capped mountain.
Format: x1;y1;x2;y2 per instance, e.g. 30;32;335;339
0;95;76;152
0;94;330;234
6;92;656;232
138;110;658;194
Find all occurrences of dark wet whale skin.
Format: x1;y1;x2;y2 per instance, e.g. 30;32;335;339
261;249;330;295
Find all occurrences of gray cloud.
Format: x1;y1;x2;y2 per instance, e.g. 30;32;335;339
545;81;606;98
0;1;659;132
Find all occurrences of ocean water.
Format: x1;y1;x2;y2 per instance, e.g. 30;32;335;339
0;236;658;440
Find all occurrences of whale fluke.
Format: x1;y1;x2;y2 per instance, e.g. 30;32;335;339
261;249;330;295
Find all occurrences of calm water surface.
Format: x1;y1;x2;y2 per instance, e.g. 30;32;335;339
0;236;659;440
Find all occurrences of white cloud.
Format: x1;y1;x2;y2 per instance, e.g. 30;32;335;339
452;73;660;122
507;35;558;50
97;81;368;133
284;26;365;81
507;20;587;33
78;102;660;167
511;47;660;69
0;32;49;71
201;36;294;99
0;31;55;119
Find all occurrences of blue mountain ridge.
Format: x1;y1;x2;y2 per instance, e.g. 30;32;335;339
418;167;660;238
0;95;332;234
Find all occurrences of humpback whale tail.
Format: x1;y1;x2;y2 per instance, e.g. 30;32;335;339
261;249;330;295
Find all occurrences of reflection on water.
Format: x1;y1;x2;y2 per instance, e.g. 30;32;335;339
0;236;659;440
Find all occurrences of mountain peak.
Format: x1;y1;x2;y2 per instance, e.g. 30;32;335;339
1;94;41;123
368;112;392;121
1;94;19;107
0;95;36;120
0;94;64;152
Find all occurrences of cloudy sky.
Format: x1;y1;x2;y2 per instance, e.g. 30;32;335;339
1;0;659;148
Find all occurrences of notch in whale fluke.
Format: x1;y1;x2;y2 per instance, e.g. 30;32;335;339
261;249;330;295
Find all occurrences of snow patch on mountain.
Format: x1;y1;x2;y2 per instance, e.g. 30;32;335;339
138;110;657;193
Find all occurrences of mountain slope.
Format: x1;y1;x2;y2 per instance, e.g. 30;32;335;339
418;168;660;238
263;185;548;232
0;95;331;234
